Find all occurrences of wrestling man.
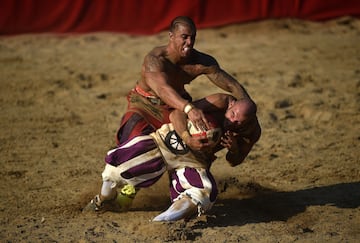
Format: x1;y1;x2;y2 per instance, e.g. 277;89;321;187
84;93;261;221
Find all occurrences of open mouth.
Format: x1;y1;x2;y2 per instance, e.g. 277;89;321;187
182;47;191;55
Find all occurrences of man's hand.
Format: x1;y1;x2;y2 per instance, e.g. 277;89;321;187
182;132;212;151
187;107;210;131
223;131;251;167
220;131;239;153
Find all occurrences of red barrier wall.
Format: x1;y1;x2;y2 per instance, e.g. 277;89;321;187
1;0;360;35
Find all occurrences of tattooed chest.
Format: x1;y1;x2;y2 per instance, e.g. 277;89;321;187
167;64;204;85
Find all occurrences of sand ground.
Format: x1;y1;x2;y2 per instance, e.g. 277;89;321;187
1;17;359;242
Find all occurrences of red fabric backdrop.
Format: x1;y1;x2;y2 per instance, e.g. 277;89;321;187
1;0;360;35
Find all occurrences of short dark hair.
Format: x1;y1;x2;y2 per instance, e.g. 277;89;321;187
169;16;196;33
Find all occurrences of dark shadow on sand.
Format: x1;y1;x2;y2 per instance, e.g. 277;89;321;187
198;181;360;228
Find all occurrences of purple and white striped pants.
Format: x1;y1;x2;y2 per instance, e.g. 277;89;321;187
102;135;218;208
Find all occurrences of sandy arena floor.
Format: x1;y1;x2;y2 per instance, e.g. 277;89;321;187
1;17;359;242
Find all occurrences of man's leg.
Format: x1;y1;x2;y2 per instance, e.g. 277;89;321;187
84;135;165;212
152;167;218;221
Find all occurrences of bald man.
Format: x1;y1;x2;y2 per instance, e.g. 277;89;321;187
152;93;261;221
172;93;261;167
85;93;261;221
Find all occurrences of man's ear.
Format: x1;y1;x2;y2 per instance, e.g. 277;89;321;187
228;99;235;109
169;31;174;39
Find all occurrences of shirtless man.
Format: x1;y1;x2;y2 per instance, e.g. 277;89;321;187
153;93;261;221
117;16;252;144
85;93;261;221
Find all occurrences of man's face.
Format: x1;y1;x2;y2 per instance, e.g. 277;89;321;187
169;24;196;58
223;100;251;131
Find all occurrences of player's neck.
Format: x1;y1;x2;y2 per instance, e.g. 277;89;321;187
166;46;190;65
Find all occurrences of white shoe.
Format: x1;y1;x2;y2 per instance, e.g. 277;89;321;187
152;197;197;221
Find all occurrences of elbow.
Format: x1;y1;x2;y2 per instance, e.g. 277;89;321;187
226;154;245;167
169;111;175;123
169;110;183;123
229;159;244;167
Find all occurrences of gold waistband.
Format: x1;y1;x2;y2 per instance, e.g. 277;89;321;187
134;84;164;105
